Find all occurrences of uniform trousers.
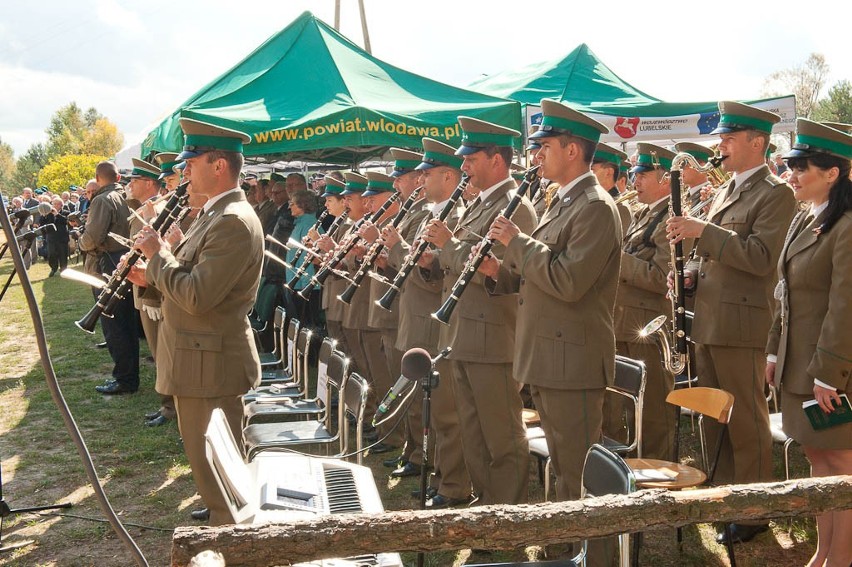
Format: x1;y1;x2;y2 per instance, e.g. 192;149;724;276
326;320;349;354
427;357;470;500
450;360;528;505
92;265;139;391
341;327;382;437
174;394;243;526
363;330;403;447
695;344;773;488
140;309;175;419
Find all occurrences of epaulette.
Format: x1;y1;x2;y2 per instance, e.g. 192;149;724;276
584;183;604;203
764;172;787;187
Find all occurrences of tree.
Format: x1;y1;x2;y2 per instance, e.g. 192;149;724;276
12;143;48;190
44;102;123;159
0;137;15;193
763;53;830;119
36;154;106;194
813;80;852;124
80;118;124;157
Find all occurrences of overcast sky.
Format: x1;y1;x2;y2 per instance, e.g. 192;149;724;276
2;0;850;157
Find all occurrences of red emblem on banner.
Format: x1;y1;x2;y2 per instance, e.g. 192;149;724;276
614;117;640;139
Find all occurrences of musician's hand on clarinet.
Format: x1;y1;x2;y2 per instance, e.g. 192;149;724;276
423;219;451;248
127;260;147;287
487;214;519;246
666;216;707;243
469;242;500;278
381;225;402;249
358;222;380;244
375;249;389;269
666;268;696;293
315;234;335;253
133;225;164;259
141;200;157;222
307;227;321;242
164;224;184;248
417;249;435;269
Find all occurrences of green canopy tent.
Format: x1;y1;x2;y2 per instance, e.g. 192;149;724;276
141;11;521;165
469;43;795;145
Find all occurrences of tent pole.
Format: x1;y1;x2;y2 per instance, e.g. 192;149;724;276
358;0;372;54
334;0;341;30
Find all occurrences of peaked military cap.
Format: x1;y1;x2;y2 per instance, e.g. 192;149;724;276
529;99;609;143
455;116;520;156
129;157;161;180
389;148;424;177
417;138;463;170
363;172;397;197
711;101;780;135
674;142;715;163
154;152;181;180
593;143;628;166
341;172;368;196
784;118;852;160
631;143;676;174
177;118;251;160
321;175;345;197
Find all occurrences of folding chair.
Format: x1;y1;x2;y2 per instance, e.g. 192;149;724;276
767;386;795;481
467;444;635;567
259;306;286;368
244;337;338;426
242;350;350;460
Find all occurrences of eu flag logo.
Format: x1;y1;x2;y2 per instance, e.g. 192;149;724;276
698;112;720;135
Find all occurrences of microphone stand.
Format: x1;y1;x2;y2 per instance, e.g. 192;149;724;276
416;358;442;567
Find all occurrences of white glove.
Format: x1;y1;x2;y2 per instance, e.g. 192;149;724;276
141;304;163;321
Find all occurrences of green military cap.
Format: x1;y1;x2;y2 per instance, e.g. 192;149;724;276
784;118;852;160
321;175;345;197
711;101;780;135
417;138;463;171
455;116;520;156
363;171;397;197
177;117;250;160
620;160;631;176
631;143;676;173
389;147;424;178
270;172;286;183
510;163;526;181
593;143;628;166
154;152;181;180
674;142;715;163
529;99;609;143
821;121;852;135
525;124;542;152
129;157;161;180
341;172;368;196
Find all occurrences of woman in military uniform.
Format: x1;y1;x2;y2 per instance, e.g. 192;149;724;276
766;118;852;567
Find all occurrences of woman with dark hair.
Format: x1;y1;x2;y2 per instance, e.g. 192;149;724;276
766;118;852;567
285;189;321;326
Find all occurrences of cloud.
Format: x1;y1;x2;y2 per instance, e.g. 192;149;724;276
95;0;145;34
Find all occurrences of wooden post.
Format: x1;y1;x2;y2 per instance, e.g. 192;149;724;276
172;475;852;567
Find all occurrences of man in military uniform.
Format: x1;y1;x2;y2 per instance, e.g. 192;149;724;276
131;118;263;525
610;143;685;461
482;100;620;504
79;161;139;395
674;142;716;211
375;147;431;475
667;101;797;544
592;143;631;235
315;175;351;350
423;116;536;506
382;139;472;504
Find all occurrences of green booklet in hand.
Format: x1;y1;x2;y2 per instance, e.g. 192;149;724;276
803;394;852;431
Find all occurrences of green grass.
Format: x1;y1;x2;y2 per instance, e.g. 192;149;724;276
0;253;819;566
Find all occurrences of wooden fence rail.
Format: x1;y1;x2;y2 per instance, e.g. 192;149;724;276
172;475;852;566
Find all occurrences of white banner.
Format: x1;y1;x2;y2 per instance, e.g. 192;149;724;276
525;95;796;146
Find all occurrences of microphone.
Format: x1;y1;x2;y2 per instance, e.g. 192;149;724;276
372;347;433;426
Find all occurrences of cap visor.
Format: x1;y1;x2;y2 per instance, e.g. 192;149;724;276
454;144;481;156
630;165;655;174
414;162;436;171
782;148;812;159
177;149;204;160
710;125;739;135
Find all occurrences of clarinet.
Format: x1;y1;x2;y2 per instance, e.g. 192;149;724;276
298;192;401;299
337;187;423;305
432;166;539;325
283;209;332;290
75;181;189;333
375;175;468;312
